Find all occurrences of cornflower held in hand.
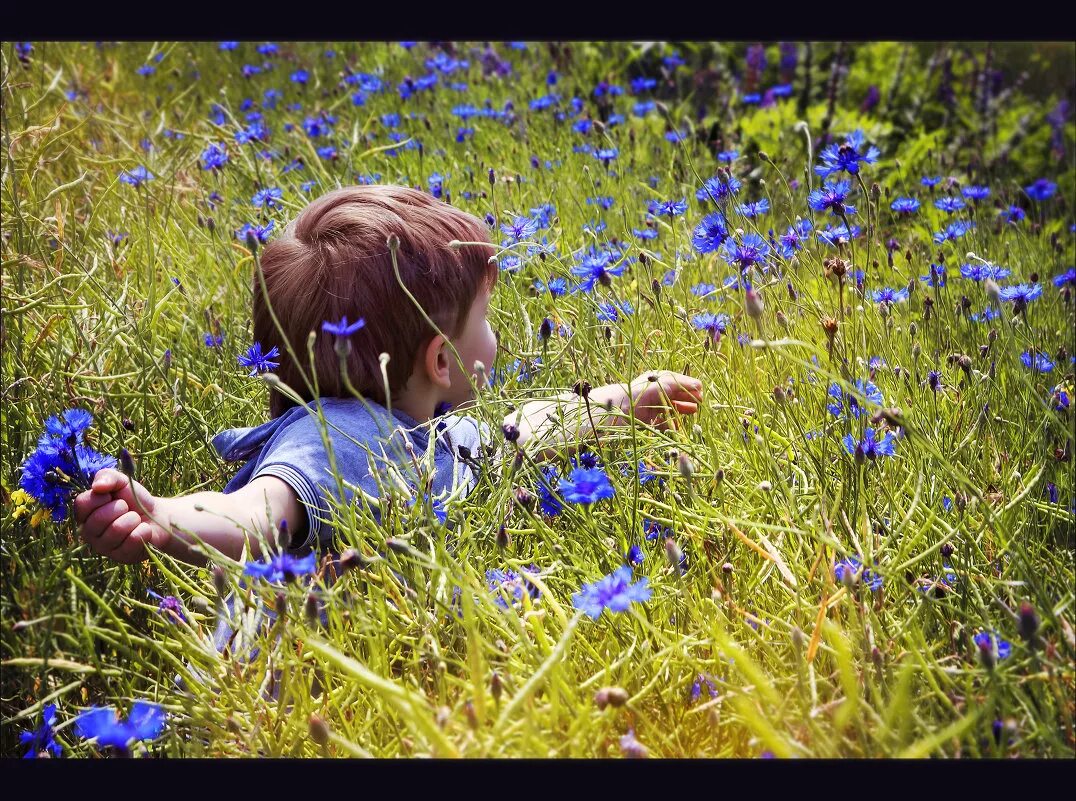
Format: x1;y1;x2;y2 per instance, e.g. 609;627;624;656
573;566;651;619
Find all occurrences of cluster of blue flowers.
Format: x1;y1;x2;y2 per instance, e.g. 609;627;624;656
18;409;117;522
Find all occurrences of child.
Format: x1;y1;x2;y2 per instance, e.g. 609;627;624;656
74;185;704;566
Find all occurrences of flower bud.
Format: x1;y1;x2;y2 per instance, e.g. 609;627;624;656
490;671;503;702
496;524;510;549
791;626;805;651
978;638;996;670
594;686;629;710
984;277;1001;303
386;232;400;252
539;317;552;341
665;537;685;576
308;714;330;746
488;167;496;185
1018;601;1039;644
274;592;287;619
212;565;227;597
745;286;764;319
305;592;320;627
677;452;694;479
119;447;136;478
501;423;520;443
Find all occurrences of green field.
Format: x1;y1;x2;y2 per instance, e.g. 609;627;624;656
2;41;1074;758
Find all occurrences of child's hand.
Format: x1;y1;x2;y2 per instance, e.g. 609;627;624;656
626;371;704;429
74;468;169;564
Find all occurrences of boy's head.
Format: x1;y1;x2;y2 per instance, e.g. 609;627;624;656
253;185;498;418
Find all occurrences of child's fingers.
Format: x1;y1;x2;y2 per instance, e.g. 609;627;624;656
110;524;153;564
74;489;115;526
672;400;698;415
81;499;129;547
91;468;130;495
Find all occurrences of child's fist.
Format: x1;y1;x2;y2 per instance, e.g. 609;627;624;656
74;468;168;564
628;371;704;429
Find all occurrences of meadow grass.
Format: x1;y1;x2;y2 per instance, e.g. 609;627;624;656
2;41;1074;758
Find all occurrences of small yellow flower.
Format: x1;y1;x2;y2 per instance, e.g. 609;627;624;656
30;508;48;528
9;488;35;520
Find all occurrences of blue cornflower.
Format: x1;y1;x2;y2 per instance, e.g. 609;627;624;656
692;282;718;298
257;43;278;55
828;380;883;419
558;466;615;504
721;233;770;271
970;307;1000;323
777;219;813;259
290;69;309;84
203;333;223;349
573;566;652;619
316;145;337;160
973;631;1012;661
648;198;688;217
736;198;770;218
998;283;1043;305
530;203;556;229
934;196;965;214
691;674;718;703
928;370;943;392
42;408;94;443
20;703;62;758
1025;179;1057;201
833;556;883;591
251;187;283;209
322;316;366;337
147;590;188;625
118;166;153;187
15;42;33;62
243;552;317;583
817;224;862;247
407;494;447;524
691;213;729;254
236;220;274;244
664;129;689;143
586;196;614;210
534;277;569;296
237;342;280;376
921;176;942;188
631;76;658;93
999;205;1026;224
692;312;730;338
808;181;856;216
742;93;761;105
633;227;659;241
201;143;229;171
1020;351;1055;373
234;121;268;144
869;286;909;304
486;566;541;609
594;148;619;165
932;220;974;244
962;185;990;201
75;701;167;751
696;175;742;203
815;130;880;179
633;100;656;117
643;517;671;541
536;466;564;517
427;172;445;199
219;41;239;50
597;300;634;323
842;428;898;460
890;197;920;214
501;215;539;243
717;150;739;162
1052;268;1076;287
960;262;1011;281
920;264;948;288
571;249;625;292
626;545;645;567
301;180;316;193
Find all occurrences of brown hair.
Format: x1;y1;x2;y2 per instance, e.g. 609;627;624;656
252;185;497;418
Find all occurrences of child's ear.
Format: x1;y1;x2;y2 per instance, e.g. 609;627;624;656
423;334;452;389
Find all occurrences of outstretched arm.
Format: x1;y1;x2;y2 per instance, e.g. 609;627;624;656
74;469;306;566
505;370;704;457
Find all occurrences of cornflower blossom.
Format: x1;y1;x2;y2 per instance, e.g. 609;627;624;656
736;199;770;218
597;301;634;323
1020;352;1055;373
721;233;770;272
237;342;280;376
1025;179;1057;201
817;224;861;247
890;197;920;214
648;198;688;217
960;263;1011;282
500;216;539;242
201;143;229;171
75;702;167;752
536;466;564;517
827;380;883;419
962;185;990;201
1052;268;1076;287
833;556;884;590
696;175;742;203
934;196;966;214
777;219;812;259
973;631;1013;661
921;176;943;188
20;703;62;758
251;187;283;209
573;566;652;619
842;428;898;460
237;220;275;244
486;566;541;609
692;312;730;338
243;552;317;583
119;165;154;187
571;249;626;292
691;213;729;254
870;286;909;304
808;181;856;216
998;283;1043;306
815;130;880;178
932;220;974;244
999;206;1026;224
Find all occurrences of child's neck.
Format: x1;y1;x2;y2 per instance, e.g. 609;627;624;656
391;389;438;424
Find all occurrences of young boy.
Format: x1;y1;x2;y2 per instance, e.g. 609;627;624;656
74;185;704;566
